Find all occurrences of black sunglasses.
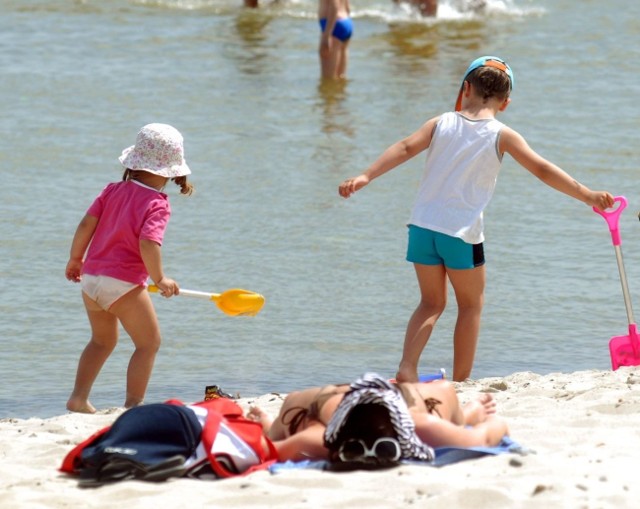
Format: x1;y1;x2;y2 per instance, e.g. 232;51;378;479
338;438;401;462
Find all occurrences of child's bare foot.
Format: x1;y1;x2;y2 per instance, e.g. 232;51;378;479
124;398;144;409
247;406;273;434
66;397;97;414
462;393;496;425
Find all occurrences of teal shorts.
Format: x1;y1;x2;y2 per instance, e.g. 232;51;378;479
406;225;485;269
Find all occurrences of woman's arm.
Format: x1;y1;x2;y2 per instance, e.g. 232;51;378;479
413;413;509;448
272;423;329;462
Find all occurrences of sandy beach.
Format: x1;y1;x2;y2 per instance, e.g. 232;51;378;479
2;368;639;509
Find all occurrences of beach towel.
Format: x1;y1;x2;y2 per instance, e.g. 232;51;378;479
270;436;527;473
430;435;527;466
60;398;277;486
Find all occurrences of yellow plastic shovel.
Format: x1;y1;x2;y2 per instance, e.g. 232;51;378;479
148;285;265;316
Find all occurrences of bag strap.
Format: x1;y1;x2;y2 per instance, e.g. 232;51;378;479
200;405;233;477
196;398;277;477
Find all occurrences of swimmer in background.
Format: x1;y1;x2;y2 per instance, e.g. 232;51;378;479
393;0;438;17
453;0;487;14
318;0;353;80
243;0;281;7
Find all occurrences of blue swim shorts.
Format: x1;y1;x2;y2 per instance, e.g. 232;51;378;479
319;17;353;42
406;225;485;269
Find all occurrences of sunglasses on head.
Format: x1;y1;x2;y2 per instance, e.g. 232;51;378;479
338;437;402;462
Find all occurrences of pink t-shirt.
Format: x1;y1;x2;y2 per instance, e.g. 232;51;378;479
82;180;171;285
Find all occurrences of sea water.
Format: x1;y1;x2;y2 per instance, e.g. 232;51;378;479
2;0;640;418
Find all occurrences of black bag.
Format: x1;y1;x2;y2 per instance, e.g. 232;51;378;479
78;403;201;487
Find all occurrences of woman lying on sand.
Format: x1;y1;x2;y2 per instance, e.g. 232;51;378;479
249;374;508;462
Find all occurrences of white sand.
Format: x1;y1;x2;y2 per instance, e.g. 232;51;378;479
2;368;640;509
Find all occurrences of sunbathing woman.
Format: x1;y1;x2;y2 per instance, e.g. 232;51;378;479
248;375;508;461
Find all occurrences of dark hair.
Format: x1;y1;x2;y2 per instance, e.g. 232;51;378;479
326;403;400;471
171;176;194;196
465;66;511;104
122;169;194;196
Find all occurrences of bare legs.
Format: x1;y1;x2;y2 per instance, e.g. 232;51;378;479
396;264;447;383
396;263;485;383
336;41;348;79
66;287;161;413
448;265;484;381
113;287;162;407
66;293;118;414
413;379;494;425
319;37;349;80
412;380;507;448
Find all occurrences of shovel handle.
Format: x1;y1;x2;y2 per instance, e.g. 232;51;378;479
148;285;220;300
593;196;627;246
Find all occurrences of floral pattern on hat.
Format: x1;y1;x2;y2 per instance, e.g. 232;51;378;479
119;123;191;178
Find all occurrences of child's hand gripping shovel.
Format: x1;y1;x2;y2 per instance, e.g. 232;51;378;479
148;285;265;317
593;196;640;370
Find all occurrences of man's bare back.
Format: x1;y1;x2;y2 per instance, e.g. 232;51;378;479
318;0;351;19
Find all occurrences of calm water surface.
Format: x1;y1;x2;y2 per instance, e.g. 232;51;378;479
2;0;640;418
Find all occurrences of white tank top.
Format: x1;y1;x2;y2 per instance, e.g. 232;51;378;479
408;111;504;244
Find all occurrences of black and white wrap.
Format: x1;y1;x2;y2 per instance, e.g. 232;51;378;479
323;373;435;462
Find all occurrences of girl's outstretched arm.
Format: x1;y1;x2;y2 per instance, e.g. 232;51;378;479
499;127;614;211
338;116;439;198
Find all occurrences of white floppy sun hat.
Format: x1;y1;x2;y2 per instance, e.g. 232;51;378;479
119;123;191;178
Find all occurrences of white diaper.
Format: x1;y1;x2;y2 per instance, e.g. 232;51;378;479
81;274;139;311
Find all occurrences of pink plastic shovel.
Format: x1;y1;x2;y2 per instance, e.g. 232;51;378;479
593;196;640;370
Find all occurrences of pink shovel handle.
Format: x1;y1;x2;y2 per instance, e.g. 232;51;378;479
593;196;627;246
